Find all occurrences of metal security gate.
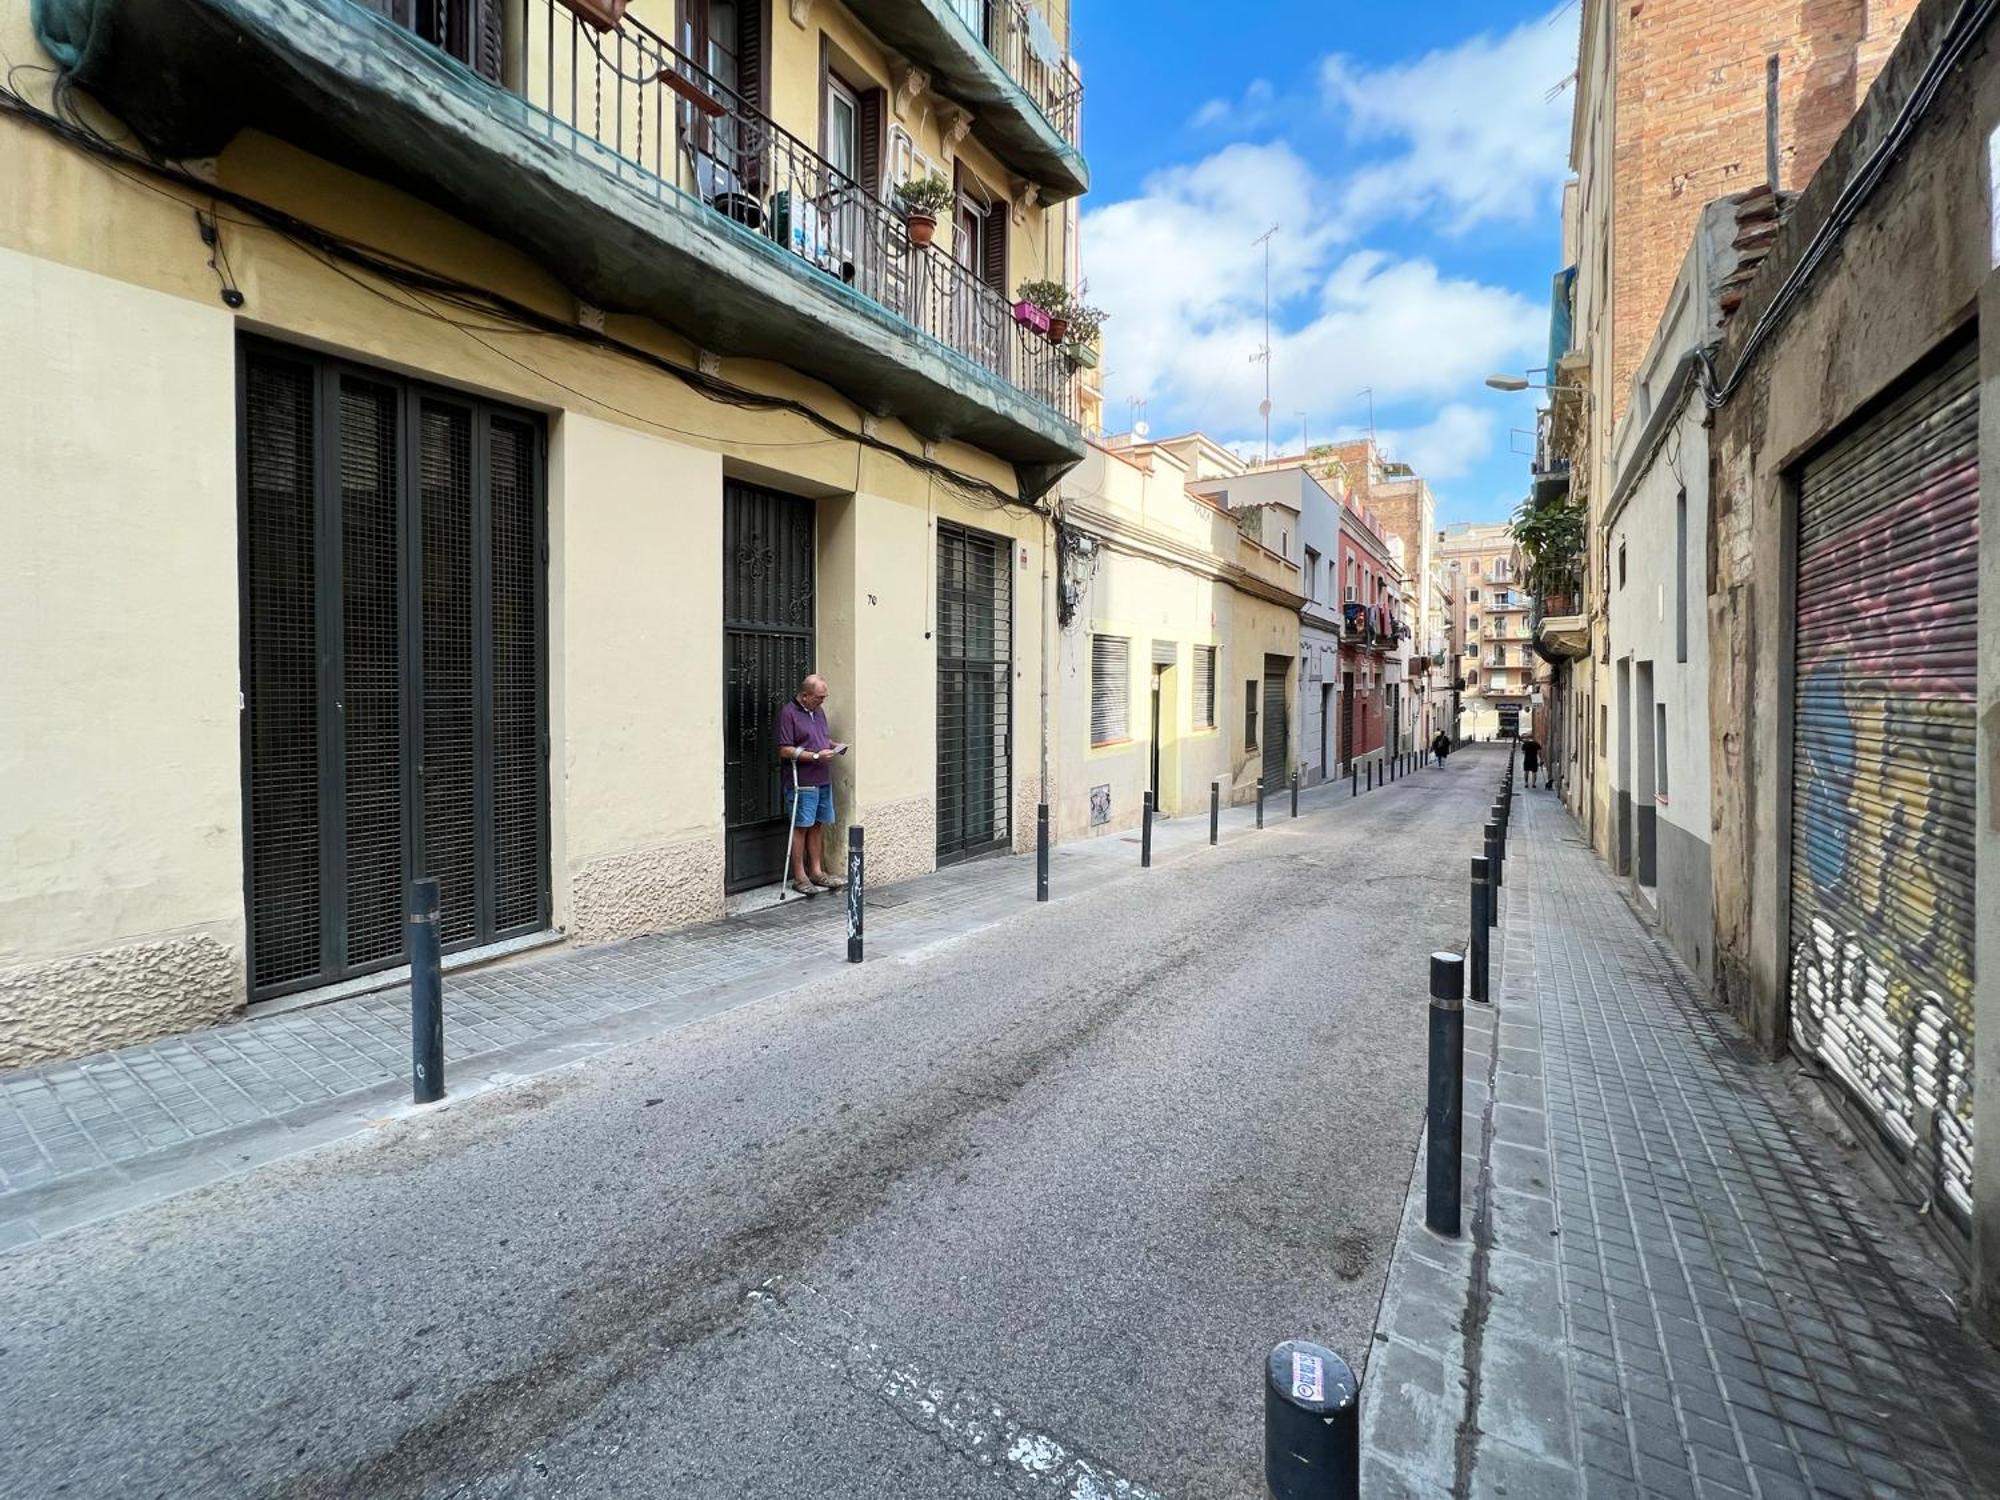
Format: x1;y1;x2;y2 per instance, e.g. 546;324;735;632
724;482;816;892
1261;656;1289;791
937;522;1012;863
1340;670;1355;772
239;341;548;1001
1788;337;1978;1229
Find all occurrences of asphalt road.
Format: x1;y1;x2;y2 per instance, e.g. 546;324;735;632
0;752;1500;1499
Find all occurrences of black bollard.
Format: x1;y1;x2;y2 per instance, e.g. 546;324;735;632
1142;791;1154;867
408;877;443;1104
1427;951;1466;1238
1036;803;1050;903
1470;856;1492;1002
1366;762;1373;792
1210;780;1220;845
1291;767;1299;818
1264;1340;1361;1499
846;825;864;963
1351;764;1358;798
1257;778;1266;829
1485;821;1503;909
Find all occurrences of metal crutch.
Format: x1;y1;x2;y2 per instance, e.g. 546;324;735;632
777;755;804;901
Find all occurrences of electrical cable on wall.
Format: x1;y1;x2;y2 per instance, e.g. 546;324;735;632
0;74;1051;521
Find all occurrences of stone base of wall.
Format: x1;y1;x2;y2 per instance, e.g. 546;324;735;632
1011;779;1043;856
857;796;935;886
569;836;726;944
0;932;242;1071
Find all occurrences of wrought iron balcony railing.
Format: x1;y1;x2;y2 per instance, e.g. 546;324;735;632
950;0;1083;144
519;0;1075;418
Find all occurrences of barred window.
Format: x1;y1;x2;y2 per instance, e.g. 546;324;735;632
1091;635;1129;744
1193;645;1217;728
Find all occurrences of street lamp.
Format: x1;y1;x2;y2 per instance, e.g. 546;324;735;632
1484;374;1531;392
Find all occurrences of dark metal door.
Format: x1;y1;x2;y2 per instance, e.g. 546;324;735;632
937;522;1012;863
1788;337;1977;1230
1320;684;1332;777
724;482;816;892
1260;656;1289;790
239;341;548;1002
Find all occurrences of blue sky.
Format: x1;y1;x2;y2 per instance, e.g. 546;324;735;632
1072;1;1579;525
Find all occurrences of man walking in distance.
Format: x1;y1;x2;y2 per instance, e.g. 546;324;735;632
1520;732;1544;789
776;674;848;896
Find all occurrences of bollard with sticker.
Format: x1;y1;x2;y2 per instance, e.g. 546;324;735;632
1036;802;1050;903
1210;779;1221;845
1264;1340;1360;1499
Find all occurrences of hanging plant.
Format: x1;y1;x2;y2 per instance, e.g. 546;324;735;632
1510;493;1586;600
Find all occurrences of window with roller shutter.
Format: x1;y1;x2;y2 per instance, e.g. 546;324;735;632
1090;636;1128;745
1193;645;1216;728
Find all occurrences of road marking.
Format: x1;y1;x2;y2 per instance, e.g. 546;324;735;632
744;1277;1163;1498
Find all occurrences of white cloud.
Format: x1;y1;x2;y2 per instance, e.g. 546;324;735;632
1344;404;1497;480
1322;7;1576;234
1186;78;1278;133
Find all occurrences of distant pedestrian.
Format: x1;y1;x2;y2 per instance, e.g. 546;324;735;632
775;674;849;896
1521;735;1543;788
1431;730;1452;766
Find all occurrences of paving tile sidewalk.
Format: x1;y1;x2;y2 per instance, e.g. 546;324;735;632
0;754;1446;1248
1364;782;2000;1500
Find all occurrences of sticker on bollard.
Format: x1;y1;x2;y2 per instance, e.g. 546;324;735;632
1264;1339;1360;1499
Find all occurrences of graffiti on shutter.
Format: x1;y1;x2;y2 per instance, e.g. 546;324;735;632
1788;337;1977;1228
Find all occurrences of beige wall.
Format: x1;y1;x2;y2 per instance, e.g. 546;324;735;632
1055;446;1301;842
0;248;243;1066
557;415;729;940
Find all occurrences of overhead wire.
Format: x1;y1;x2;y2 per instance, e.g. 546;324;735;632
0;71;1045;515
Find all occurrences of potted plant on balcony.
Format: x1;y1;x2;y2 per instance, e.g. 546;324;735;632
893;173;954;248
1015;278;1070;340
1062;301;1106;366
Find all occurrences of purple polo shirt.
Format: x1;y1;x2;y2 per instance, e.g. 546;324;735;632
775;698;833;786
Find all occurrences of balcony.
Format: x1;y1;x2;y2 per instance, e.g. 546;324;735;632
862;0;1089;201
43;0;1085;495
1487;592;1530;611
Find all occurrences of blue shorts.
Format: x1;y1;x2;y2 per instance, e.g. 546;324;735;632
784;783;836;827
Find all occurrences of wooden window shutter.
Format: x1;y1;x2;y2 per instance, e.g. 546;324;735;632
981;195;1008;295
738;0;770;114
858;89;885;199
472;0;504;84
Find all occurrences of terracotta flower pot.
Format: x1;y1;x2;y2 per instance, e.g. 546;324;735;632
906;213;937;248
1046;315;1071;343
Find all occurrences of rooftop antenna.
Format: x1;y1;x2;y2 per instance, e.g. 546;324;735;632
1357;387;1376;448
1295;410;1310;456
1126;394;1149;436
1252;223;1279;462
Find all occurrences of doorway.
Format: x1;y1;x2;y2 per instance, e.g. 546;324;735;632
1339;670;1355;773
723;482;816;893
936;522;1013;863
1319;683;1333;778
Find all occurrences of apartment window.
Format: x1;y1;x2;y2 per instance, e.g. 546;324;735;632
1655;703;1670;801
1467;616;1479;634
1618;542;1627;589
1090;635;1129;744
1600;703;1609;755
1468;670;1480;686
1471;558;1481;577
1675;487;1689;664
1305;546;1321;601
1193;645;1217;728
1467;587;1479;603
1345;558;1357;601
1244;680;1258;750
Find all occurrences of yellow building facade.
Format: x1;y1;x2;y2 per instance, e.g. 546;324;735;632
1052;440;1304;843
0;0;1089;1064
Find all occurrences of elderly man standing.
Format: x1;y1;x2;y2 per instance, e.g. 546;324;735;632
775;673;848;896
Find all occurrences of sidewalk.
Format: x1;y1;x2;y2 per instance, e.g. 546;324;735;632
0;753;1442;1249
1363;781;2000;1499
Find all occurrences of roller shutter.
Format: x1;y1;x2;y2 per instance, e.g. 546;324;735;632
1261;656;1289;789
1091;635;1128;745
1788;337;1977;1228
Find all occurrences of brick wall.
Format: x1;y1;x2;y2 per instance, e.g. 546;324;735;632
1603;0;1918;428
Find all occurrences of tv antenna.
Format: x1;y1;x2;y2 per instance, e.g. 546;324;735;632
1252;224;1279;462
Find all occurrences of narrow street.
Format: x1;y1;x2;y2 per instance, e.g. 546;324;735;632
0;758;1492;1498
